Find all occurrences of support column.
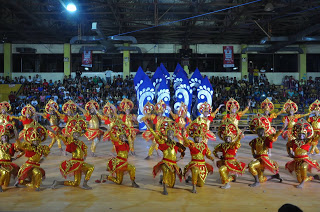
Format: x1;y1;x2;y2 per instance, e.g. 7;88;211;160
123;43;130;78
299;45;307;80
183;65;189;76
4;43;12;80
240;44;248;79
64;43;71;77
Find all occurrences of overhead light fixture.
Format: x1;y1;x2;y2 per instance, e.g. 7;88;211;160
264;2;274;12
66;3;77;12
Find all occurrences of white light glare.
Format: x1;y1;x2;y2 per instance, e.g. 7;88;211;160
66;3;77;12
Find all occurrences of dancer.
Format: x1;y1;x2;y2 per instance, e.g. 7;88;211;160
51;115;94;190
282;99;309;143
308;99;320;154
119;98;139;154
140;102;159;159
181;121;214;193
285;119;320;188
76;100;103;157
36;100;64;154
248;115;287;187
145;120;185;195
52;100;77;136
0;101;15;138
15;121;50;191
195;102;224;143
222;98;251;127
11;104;36;141
0;121;20;192
213;120;246;189
169;102;191;143
97;120;139;188
142;100;170;159
260;98;284;135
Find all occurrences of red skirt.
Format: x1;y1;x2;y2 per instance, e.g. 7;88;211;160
0;160;20;176
285;157;320;174
18;162;45;181
153;158;182;182
85;128;103;140
48;125;61;138
142;130;154;141
59;159;84;179
258;155;279;174
183;160;213;182
217;159;246;175
107;156;128;176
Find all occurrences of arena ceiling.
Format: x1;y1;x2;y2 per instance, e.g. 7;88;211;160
0;0;319;46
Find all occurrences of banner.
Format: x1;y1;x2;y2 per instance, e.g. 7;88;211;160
223;46;234;68
82;51;92;67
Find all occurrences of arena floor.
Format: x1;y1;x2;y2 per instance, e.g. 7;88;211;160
0;133;320;212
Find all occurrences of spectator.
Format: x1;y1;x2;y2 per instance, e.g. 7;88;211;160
105;67;112;84
253;66;259;84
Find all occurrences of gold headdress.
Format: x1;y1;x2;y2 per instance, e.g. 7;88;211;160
143;102;154;115
65;114;87;136
24;121;47;143
249;113;271;134
85;100;99;112
103;102;117;115
154;100;166;114
309;99;320;112
45;100;59;114
21;104;36;117
292;118;313;139
283;99;298;113
226;98;240;112
0;119;13;138
157;120;179;137
119;98;134;111
260;98;274;112
218;119;240;141
62;100;77;114
186;121;207;138
198;102;212;114
177;102;188;117
109;119;131;141
0;101;11;113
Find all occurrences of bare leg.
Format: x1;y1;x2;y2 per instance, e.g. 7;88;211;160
162;183;168;195
249;175;260;187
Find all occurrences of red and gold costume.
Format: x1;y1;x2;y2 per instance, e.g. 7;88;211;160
54;115;94;189
41;100;63;149
78;100;103;155
0;101;14;139
182;121;214;191
248;115;284;186
16;121;50;191
142;100;171;157
195;102;220;143
214;120;245;188
170;102;191;143
118;98;139;153
260;98;284;136
282;100;309;141
11;104;36;141
101;102;118;141
0;121;20;192
147;120;185;194
285;119;320;187
222;98;249;127
102;120;138;187
57;100;77;136
308;100;320;154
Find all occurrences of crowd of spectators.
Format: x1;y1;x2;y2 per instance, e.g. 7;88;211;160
2;70;320;116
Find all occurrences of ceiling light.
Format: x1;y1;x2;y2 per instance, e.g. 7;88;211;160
66;3;77;12
264;2;274;12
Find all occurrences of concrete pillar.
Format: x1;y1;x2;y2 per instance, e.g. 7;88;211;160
123;43;130;78
64;43;71;76
240;44;248;79
4;43;12;79
298;45;307;80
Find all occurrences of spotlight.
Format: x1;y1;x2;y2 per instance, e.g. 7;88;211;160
66;3;77;12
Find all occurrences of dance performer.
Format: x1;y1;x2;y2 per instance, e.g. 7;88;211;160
140;102;159;159
169;102;191;143
282;99;309;143
118;98;139;155
222;98;251;127
285;119;320;188
76;100;103;157
97;120;139;188
52;100;77;136
142;100;170;159
51;115;94;190
194;102;224;143
36;100;64;154
248;114;287;187
11;104;36;141
0;101;15;139
214;120;246;189
145;120;185;195
308;99;320;154
0;121;20;192
181;121;214;193
260;98;284;135
15;121;49;191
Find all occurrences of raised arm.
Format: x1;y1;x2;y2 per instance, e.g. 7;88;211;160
211;104;224;118
144;121;162;144
296;112;310;119
270;109;285;119
76;104;86;114
205;145;214;161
